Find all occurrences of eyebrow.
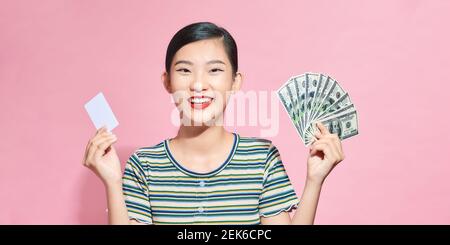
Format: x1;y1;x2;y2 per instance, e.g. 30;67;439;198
174;60;226;66
206;60;226;65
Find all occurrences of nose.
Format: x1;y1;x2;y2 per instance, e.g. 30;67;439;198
190;73;209;93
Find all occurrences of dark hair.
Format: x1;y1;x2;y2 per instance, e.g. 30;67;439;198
165;22;238;76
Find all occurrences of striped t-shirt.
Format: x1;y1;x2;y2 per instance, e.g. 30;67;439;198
122;133;300;225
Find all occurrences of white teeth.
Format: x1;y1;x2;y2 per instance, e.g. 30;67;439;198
191;97;212;104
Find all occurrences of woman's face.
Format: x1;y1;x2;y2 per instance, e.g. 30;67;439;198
162;38;242;126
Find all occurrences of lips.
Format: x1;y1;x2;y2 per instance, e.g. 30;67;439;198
188;95;214;110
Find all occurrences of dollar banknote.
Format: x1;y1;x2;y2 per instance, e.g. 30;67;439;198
277;72;359;146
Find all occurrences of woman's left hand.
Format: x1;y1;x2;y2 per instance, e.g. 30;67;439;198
306;122;345;185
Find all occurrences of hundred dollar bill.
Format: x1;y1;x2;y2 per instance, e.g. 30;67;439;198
287;76;306;134
305;104;357;143
307;73;327;127
314;92;352;122
277;82;305;142
310;76;345;122
307;75;334;132
278;72;358;146
303;93;352;141
308;109;359;142
304;72;321;138
291;74;307;135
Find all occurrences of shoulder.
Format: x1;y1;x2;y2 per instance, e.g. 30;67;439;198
238;135;284;168
237;134;278;154
127;140;167;166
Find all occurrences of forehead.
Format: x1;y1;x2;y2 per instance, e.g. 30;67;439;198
172;38;229;64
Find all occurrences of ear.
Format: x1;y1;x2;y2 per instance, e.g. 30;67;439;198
231;72;243;93
162;72;171;93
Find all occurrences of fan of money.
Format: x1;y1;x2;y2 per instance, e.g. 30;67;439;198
277;72;359;146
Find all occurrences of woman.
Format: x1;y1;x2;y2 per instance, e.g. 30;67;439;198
82;22;345;225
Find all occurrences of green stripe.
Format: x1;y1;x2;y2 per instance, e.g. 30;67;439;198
121;135;298;224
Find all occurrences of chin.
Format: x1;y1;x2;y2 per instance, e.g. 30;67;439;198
180;107;224;127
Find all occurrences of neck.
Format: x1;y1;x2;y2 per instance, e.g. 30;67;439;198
173;125;230;153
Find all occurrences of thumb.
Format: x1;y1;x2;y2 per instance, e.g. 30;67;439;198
105;144;117;156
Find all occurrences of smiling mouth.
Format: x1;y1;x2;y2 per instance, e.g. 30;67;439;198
188;96;214;110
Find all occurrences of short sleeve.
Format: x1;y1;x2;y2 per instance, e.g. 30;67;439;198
122;152;153;224
259;143;300;217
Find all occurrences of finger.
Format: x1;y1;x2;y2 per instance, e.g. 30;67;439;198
309;143;324;156
313;130;323;140
316;121;330;135
311;139;330;152
85;136;101;165
310;143;333;159
83;139;92;165
92;134;117;150
84;135;102;166
93;136;118;160
311;138;339;162
311;143;339;165
321;137;341;162
96;125;109;135
108;144;117;154
87;134;117;163
310;135;318;144
94;139;117;159
92;130;114;145
91;138;117;163
96;126;105;134
309;123;323;140
86;138;101;166
327;140;341;163
312;137;333;147
305;130;316;143
106;144;118;156
324;133;344;158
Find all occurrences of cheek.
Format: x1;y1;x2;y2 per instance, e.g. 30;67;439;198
169;74;191;91
211;91;232;112
210;81;233;106
210;74;234;90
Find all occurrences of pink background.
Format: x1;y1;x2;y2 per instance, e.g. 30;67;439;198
1;0;450;224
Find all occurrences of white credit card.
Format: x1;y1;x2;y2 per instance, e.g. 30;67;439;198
84;92;119;131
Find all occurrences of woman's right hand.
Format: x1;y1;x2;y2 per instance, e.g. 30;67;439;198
82;126;122;186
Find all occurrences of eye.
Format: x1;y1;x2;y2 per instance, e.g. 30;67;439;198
210;68;224;73
176;68;191;73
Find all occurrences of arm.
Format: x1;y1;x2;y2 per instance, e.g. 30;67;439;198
105;181;130;225
105;181;146;225
261;122;344;225
292;178;322;225
260;180;322;225
290;179;322;224
82;126;150;225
